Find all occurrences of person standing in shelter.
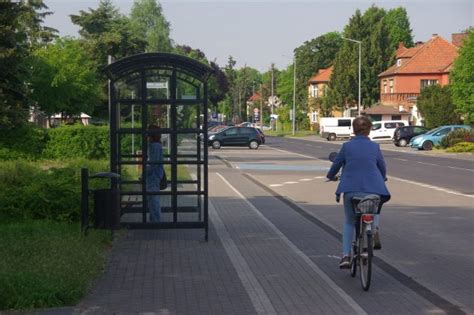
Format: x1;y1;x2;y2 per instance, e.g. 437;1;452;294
146;125;164;222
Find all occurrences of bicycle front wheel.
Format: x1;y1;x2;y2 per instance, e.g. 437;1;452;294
359;227;373;291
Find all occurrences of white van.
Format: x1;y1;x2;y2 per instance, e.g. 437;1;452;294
320;117;355;141
369;120;408;141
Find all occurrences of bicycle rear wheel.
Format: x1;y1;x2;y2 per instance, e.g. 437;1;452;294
350;241;357;277
359;227;373;291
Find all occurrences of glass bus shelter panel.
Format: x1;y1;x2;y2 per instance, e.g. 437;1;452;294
147;104;171;129
114;73;142;101
176;78;199;100
177;195;202;222
177;134;199;161
118;133;143;162
145;69;172;100
176;104;202;129
119;103;142;129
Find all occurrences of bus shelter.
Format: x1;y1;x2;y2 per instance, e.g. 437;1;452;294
103;53;213;240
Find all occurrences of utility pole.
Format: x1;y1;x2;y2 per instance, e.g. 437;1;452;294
292;56;296;136
341;36;362;116
271;63;274;115
260;84;263;128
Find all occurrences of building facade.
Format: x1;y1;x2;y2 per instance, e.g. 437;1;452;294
378;34;466;125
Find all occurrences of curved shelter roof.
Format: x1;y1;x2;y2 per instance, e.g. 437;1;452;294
103;52;214;82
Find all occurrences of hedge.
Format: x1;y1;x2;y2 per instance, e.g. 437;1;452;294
0;159;110;223
43;125;109;159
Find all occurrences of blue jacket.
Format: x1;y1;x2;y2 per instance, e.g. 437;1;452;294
326;136;391;202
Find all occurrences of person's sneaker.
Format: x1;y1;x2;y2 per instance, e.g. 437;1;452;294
374;230;382;250
339;256;351;269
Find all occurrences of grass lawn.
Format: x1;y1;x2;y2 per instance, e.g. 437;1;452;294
0;220;111;310
264;130;318;137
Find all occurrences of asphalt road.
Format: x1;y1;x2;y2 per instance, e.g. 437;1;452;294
266;136;474;195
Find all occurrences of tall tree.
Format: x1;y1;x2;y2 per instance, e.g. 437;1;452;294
384;7;414;57
29;38;101;120
417;85;461;128
70;0;145;70
329;5;413;112
0;0;56;129
450;30;474;125
0;1;29;129
293;32;343;113
130;0;173;52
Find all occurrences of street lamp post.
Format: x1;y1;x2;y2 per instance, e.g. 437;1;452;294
282;54;297;136
341;36;361;116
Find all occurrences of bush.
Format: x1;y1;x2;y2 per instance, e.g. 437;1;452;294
439;128;473;148
0;159;109;222
446;142;474;153
44;125;109;159
0;125;49;160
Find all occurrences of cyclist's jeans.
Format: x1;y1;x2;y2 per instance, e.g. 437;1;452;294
342;192;380;256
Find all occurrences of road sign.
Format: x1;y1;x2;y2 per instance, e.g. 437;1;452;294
146;82;168;89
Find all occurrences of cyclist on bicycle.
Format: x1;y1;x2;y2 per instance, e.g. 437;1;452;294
326;116;391;269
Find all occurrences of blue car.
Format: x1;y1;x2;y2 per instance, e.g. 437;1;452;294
409;125;471;150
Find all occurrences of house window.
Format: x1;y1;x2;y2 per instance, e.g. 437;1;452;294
389;79;394;93
392;115;401;120
397;59;401;67
311;111;318;123
383;80;387;93
310;85;318;98
420;79;438;89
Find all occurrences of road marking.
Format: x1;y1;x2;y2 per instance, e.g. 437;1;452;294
448;166;474;172
299;178;313;181
305;143;313;147
270;184;283;187
388;175;474;198
417;161;438;166
394;158;408;161
284;181;298;184
314;176;326;179
216;173;367;315
208;197;277;314
270;145;473;198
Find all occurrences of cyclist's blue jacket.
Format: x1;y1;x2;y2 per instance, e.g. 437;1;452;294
326;135;391;202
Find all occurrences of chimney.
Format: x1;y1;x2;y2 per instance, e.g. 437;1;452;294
452;33;468;47
398;42;405;49
432;33;438;38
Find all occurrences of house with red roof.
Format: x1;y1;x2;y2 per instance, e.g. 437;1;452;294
378;33;466;125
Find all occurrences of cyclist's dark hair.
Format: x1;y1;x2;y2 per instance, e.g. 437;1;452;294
353;116;372;136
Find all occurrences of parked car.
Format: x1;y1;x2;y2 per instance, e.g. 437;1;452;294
319;117;355;141
208;126;263;149
369;120;408;141
393;126;429;147
409;125;471;150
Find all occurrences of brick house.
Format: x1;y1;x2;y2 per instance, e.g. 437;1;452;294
378;34;466;125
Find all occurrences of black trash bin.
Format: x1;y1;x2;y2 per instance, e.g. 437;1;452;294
93;188;120;230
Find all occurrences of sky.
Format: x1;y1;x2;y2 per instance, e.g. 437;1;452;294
44;0;473;71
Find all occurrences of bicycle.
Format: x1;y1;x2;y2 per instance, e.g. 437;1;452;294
349;194;381;291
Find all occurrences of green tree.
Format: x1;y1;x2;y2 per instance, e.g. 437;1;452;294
70;0;145;70
0;1;29;129
450;30;474;125
130;0;173;52
30;38;101;121
385;7;414;58
329;6;413;111
0;0;56;129
293;32;343;113
417;85;461;128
